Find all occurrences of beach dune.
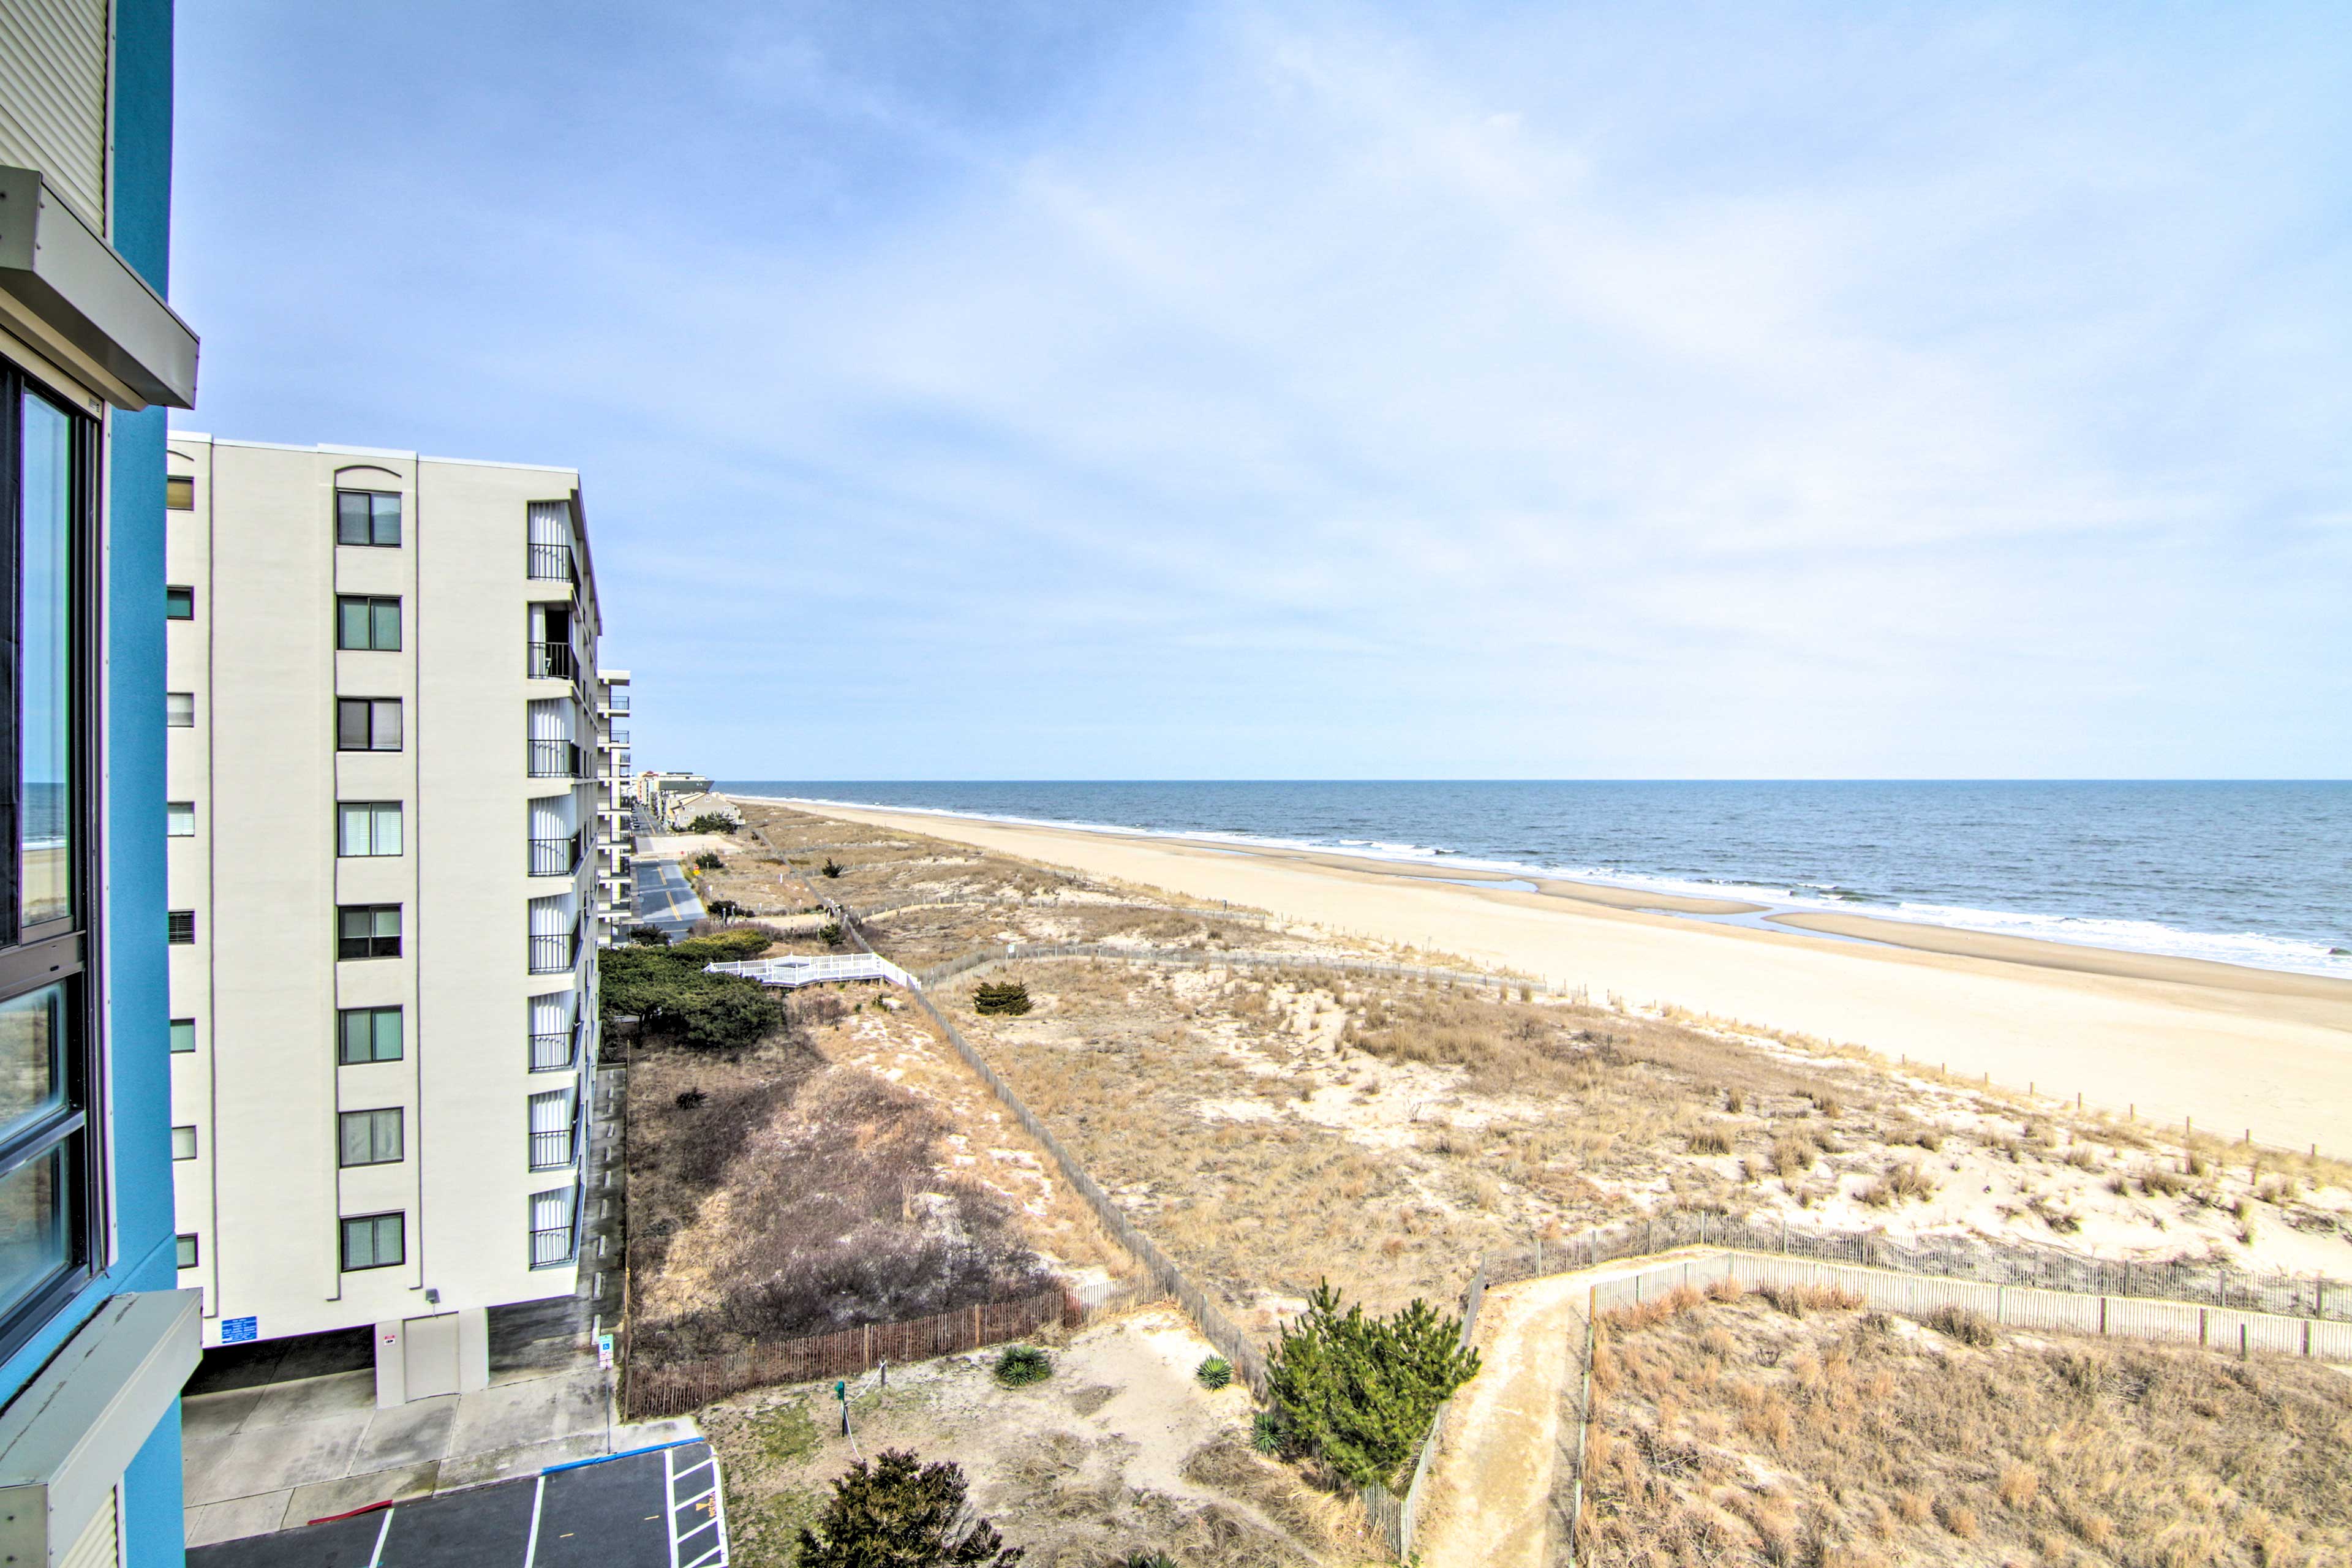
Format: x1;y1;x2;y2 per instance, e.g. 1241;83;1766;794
764;799;2352;1160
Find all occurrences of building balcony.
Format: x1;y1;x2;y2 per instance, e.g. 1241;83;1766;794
529;1096;585;1172
529;831;583;878
526;739;587;779
527;641;578;682
527;541;577;586
530;1017;582;1072
529;920;581;975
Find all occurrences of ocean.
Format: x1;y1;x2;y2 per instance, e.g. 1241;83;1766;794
716;781;2352;979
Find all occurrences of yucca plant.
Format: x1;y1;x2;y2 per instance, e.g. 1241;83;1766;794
1195;1355;1233;1390
993;1344;1052;1386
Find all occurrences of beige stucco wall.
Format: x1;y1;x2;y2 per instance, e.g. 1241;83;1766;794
164;437;603;1348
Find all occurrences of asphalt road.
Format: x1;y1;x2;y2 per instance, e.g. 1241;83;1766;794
633;853;704;939
189;1441;726;1568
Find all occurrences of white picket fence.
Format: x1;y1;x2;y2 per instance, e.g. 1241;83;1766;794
703;954;916;989
1588;1250;2352;1361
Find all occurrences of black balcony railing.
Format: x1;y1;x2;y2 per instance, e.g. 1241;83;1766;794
526;738;586;778
527;540;576;583
528;640;577;682
529;920;581;974
529;831;582;878
529;1125;576;1171
529;1021;578;1072
529;1221;573;1268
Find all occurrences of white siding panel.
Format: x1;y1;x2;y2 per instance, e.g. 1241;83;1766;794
0;0;110;228
59;1483;120;1568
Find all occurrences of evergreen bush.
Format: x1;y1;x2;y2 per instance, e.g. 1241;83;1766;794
993;1345;1052;1386
625;924;670;946
796;1450;1020;1568
693;850;724;870
821;858;846;878
685;814;737;835
1195;1355;1233;1390
973;982;1031;1016
820;922;845;948
671;928;772;964
1264;1281;1481;1488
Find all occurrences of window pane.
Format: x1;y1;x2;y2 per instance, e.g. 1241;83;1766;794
176;1234;197;1268
372;908;399;939
19;394;73;928
338;1115;369;1166
337;492;371;545
372;805;402;856
338;804;370;857
169;1019;195;1054
167;692;194;727
371;494;401;546
372;1009;402;1061
372;701;401;751
377;1110;401;1162
372;601;400;650
171;1126;196;1160
165;586;193;620
166;475;194;511
337;598;367;650
0;1144;72;1320
337;700;366;750
0;986;64;1144
167;801;195;837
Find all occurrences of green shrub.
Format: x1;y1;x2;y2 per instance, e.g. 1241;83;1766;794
598;945;777;1050
820;922;844;948
1264;1281;1480;1488
993;1345;1052;1387
625;924;670;946
1926;1305;1998;1348
796;1450;1019;1568
1195;1355;1232;1390
974;982;1031;1016
1250;1410;1283;1454
693;850;724;870
672;928;773;964
685;814;737;835
821;859;845;878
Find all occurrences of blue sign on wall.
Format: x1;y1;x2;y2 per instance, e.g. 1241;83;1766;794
219;1317;257;1344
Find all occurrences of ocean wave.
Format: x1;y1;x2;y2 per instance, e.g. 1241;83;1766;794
728;790;2352;981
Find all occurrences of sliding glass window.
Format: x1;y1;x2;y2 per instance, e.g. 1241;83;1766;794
0;363;99;1364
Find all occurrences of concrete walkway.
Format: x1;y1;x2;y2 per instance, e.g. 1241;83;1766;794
181;1362;697;1548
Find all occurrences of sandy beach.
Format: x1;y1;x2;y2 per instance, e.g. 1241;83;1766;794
753;797;2352;1159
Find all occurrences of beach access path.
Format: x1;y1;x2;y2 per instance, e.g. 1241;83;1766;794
758;799;2352;1159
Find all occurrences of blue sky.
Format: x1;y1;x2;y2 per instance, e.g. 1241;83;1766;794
169;2;2352;778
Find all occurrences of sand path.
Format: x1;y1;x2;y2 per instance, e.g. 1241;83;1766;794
1413;1254;1700;1568
759;801;2352;1158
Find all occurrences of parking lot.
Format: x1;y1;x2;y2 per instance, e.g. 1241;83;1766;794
189;1440;726;1568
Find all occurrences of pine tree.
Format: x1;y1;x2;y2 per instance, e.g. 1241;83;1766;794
973;982;1031;1016
797;1450;1022;1568
1264;1281;1481;1488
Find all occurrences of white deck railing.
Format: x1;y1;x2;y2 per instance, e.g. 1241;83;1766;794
703;953;915;989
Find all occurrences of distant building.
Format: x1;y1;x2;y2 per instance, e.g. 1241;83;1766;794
164;437;608;1403
0;3;206;1562
595;671;632;935
633;771;715;829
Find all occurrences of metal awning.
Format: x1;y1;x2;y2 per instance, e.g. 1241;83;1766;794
0;167;199;410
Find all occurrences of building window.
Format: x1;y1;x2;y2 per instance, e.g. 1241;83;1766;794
165;586;194;620
336;802;403;858
169;1018;195;1054
0;365;100;1363
176;1234;198;1268
337;1006;402;1064
335;595;400;652
166;475;195;511
336;698;402;752
528;1090;575;1170
339;1212;404;1271
171;1126;197;1161
166;692;194;727
337;905;401;960
167;801;195;838
336;490;401;548
167;911;195;945
337;1107;403;1167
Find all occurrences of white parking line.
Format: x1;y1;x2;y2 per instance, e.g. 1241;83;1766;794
524;1474;546;1568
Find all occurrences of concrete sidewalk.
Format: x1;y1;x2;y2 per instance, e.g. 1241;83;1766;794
181;1361;697;1548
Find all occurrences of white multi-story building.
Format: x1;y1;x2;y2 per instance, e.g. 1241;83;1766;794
595;669;633;935
163;435;606;1403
